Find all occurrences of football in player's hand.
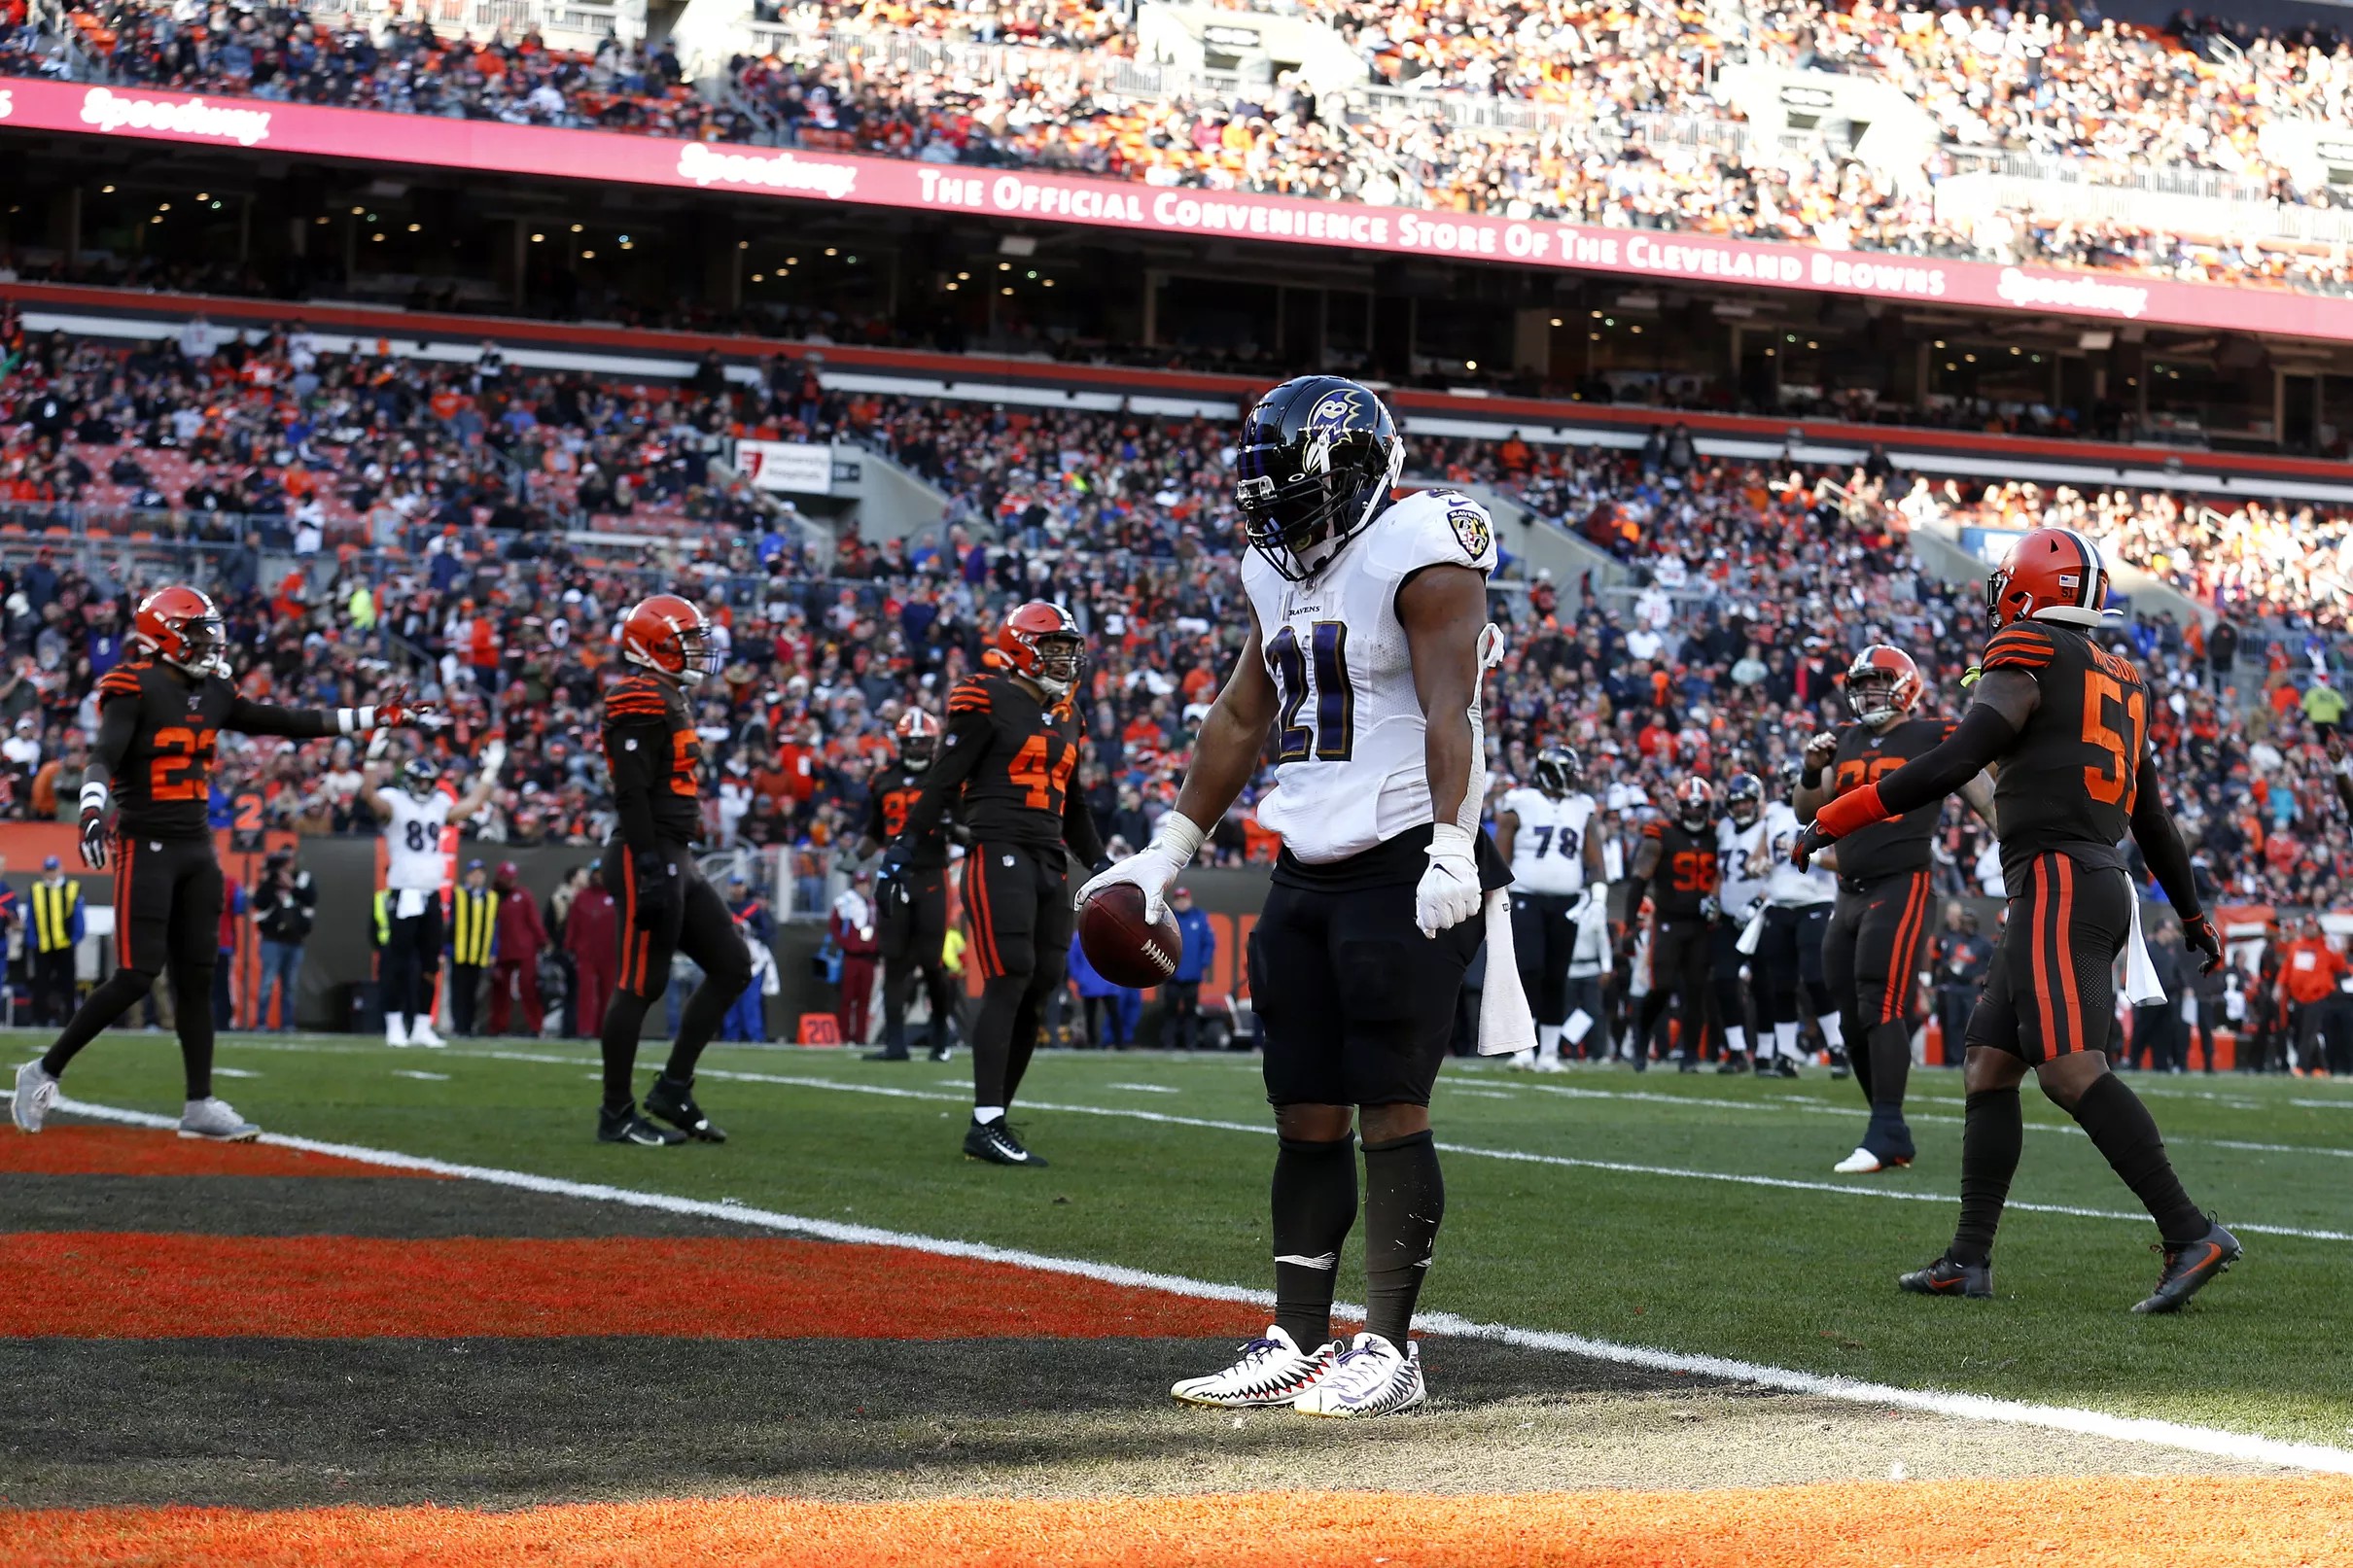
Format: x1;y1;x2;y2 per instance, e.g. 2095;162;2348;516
1078;883;1182;989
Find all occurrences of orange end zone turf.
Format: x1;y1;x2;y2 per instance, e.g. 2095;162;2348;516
0;1234;1270;1340
0;1126;439;1178
6;1479;2350;1567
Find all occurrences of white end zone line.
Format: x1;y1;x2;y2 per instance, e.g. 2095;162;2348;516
20;1089;2353;1479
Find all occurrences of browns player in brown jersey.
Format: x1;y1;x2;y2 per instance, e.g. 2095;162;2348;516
1795;645;1995;1174
891;602;1105;1167
11;586;421;1141
1800;529;2236;1314
594;594;752;1149
1625;776;1722;1073
861;708;955;1063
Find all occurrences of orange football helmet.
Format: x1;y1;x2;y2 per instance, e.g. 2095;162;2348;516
132;585;229;679
995;602;1083;697
1985;528;2111;630
896;707;941;771
619;593;716;685
1846;645;1923;727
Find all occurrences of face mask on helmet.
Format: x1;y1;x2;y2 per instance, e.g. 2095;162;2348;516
1236;380;1402;582
1725;777;1763;827
404;761;439;799
1532;749;1581;798
1848;674;1903;727
900;734;936;771
1028;634;1083;698
1677;788;1712;831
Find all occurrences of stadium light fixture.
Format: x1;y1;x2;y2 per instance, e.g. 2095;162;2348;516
825;247;838;257
531;232;544;243
100;184;115;193
999;261;1011;271
158;202;170;211
1549;317;1563;327
1001;287;1014;296
407;223;421;232
196;192;208;201
957;271;969;280
752;272;764;282
581;249;596;259
351;206;365;215
1465;360;1478;370
738;239;749;250
1041;279;1054;288
570;223;582;233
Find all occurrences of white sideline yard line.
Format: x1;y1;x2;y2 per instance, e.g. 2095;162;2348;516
22;1089;2353;1479
163;1041;2353;1244
1503;1079;2353;1163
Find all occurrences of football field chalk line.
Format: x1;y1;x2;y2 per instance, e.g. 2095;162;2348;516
18;1089;2353;1478
330;1043;2353;1243
98;1037;2353;1242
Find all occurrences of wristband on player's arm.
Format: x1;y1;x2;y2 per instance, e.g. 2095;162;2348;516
1800;766;1823;791
79;781;108;816
1145;811;1207;865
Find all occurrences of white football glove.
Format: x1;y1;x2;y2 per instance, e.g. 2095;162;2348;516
1416;822;1483;937
1072;812;1205;924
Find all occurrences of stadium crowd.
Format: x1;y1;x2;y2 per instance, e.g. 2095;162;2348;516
7;0;2353;292
3;310;2352;922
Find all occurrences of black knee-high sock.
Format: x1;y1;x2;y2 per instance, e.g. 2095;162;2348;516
1949;1087;2022;1267
40;968;157;1079
1634;990;1671;1060
969;973;1028;1109
1865;1019;1914;1153
1845;1009;1876;1103
172;964;216;1100
1002;981;1050;1106
1271;1134;1356;1350
2069;1072;2206;1244
663;969;745;1084
1361;1130;1445;1349
600;990;652;1110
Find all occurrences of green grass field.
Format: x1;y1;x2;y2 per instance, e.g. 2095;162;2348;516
27;1030;2353;1448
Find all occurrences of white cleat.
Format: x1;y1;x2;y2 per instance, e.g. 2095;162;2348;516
408;1020;447;1050
386;1015;411;1049
1833;1146;1912;1174
1509;1049;1536;1070
1294;1332;1424;1418
1530;1054;1568;1074
179;1098;261;1142
13;1059;60;1133
1172;1325;1342;1409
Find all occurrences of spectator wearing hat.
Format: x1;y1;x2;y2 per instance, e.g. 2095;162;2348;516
28;855;82;1028
1163;885;1215;1050
448;860;497;1038
489;861;547;1037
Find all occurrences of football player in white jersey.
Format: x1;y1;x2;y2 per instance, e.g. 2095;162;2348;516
359;743;503;1047
1494;746;1604;1071
1754;761;1842;1079
1711;773;1770;1074
1079;375;1528;1419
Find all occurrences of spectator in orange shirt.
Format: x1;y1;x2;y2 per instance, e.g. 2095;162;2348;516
2276;918;2346;1076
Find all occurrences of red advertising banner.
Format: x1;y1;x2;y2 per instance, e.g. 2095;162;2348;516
3;76;2344;341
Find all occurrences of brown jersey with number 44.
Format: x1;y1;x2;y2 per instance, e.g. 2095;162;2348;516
898;671;1104;871
1980;619;2146;889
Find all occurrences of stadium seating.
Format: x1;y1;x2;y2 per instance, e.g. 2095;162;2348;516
7;0;2353;288
2;318;2345;911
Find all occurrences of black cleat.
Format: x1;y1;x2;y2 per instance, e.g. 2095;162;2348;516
928;1044;953;1063
1828;1050;1852;1081
642;1075;727;1143
598;1103;686;1146
1769;1059;1801;1080
1715;1055;1751;1075
2132;1220;2241;1314
863;1048;912;1062
1899;1253;1993;1300
964;1117;1047;1167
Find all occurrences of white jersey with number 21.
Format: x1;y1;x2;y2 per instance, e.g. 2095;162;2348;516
1241;488;1498;865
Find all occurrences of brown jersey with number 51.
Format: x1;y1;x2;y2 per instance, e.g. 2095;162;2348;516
1979;619;2146;890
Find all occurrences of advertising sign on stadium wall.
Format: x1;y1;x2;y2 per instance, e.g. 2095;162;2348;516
6;78;2345;342
734;439;837;496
